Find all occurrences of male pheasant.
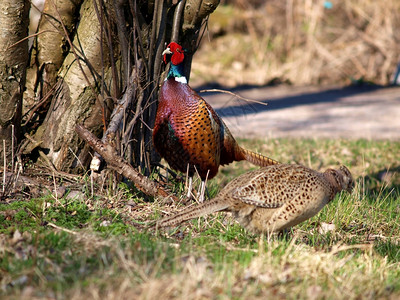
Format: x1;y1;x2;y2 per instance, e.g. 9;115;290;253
157;164;354;233
153;42;279;202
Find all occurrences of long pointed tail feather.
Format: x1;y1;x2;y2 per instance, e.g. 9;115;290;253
240;147;279;167
157;198;229;228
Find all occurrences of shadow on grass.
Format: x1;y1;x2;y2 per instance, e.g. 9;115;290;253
375;240;400;263
364;165;400;196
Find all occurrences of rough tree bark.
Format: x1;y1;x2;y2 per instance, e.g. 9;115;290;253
0;0;30;160
24;0;82;124
29;0;111;172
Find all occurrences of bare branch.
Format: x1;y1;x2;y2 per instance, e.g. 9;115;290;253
171;0;186;42
152;0;168;86
183;0;219;32
6;30;59;50
114;0;130;83
199;89;269;106
90;61;142;171
76;124;177;200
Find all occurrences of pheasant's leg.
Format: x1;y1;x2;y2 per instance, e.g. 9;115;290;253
198;180;206;203
186;176;193;199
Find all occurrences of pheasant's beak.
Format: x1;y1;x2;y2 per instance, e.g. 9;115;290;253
162;47;172;56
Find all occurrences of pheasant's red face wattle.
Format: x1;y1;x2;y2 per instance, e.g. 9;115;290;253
171;49;184;65
163;42;185;65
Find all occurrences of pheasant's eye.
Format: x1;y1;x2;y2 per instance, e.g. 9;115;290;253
171;50;185;65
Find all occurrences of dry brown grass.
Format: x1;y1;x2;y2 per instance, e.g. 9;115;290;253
192;0;400;87
64;238;398;299
2;138;400;299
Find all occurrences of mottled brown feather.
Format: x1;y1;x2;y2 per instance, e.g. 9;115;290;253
157;164;354;233
153;78;278;181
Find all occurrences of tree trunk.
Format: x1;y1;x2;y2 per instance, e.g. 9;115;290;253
0;0;30;161
24;0;82;124
31;0;112;172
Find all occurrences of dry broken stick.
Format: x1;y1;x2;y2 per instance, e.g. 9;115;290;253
75;124;177;200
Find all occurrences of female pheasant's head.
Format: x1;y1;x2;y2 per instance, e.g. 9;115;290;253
162;42;186;83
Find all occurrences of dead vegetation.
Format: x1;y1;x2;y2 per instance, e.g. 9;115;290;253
192;0;400;87
1;138;400;298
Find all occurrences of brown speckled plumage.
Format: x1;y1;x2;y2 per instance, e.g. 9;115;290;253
157;164;354;233
153;43;278;200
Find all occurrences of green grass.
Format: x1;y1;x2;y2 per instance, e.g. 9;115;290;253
1;138;399;299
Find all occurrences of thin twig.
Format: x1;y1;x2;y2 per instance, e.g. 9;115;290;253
330;244;373;255
11;125;14;173
199;89;269;106
123;90;144;145
131;0;149;80
152;0;167;87
91;171;94;198
68;147;85;170
39;150;58;172
52;172;62;206
92;0;106;104
48;222;78;235
22;133;43;149
191;0;203;27
2;140;6;193
22;80;61;126
148;0;161;76
104;0;120;98
114;0;130;84
6;30;58;50
196;15;210;49
13;163;22;190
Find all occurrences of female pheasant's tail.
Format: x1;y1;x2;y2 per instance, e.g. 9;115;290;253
239;147;280;167
156;198;229;228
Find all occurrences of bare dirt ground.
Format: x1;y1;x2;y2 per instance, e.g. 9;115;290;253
201;84;400;140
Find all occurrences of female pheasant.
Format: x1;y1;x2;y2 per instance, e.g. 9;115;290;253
157;164;354;234
153;42;279;201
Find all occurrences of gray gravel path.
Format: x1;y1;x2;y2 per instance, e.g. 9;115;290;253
202;85;400;140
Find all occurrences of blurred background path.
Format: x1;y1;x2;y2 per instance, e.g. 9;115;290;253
202;84;400;140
